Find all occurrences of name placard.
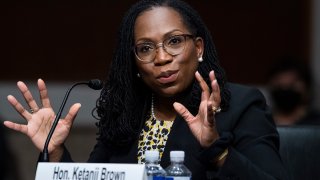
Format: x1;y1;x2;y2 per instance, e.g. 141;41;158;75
35;162;147;180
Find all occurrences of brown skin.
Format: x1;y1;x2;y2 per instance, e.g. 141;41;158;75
4;79;79;161
134;7;201;98
3;6;225;164
269;70;308;125
134;7;222;151
134;7;202;122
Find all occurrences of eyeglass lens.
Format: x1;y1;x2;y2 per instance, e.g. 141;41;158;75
134;34;191;62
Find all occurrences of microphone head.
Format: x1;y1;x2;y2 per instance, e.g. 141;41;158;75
88;79;103;90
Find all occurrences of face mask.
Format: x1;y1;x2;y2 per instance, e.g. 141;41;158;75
270;88;303;114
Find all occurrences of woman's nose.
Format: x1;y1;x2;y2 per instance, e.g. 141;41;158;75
153;45;173;65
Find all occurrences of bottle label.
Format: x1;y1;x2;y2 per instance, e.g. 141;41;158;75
165;177;191;180
147;176;166;180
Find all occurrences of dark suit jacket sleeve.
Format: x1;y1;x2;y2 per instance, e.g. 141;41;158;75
214;84;288;179
59;141;111;162
39;145;74;162
87;141;111;162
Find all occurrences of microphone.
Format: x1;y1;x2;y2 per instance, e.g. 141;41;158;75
41;79;103;162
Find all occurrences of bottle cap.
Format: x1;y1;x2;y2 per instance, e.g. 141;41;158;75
145;150;159;162
170;151;185;162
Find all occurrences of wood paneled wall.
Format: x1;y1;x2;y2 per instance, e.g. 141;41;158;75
0;0;311;84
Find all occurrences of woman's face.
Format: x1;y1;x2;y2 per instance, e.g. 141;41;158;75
134;7;203;97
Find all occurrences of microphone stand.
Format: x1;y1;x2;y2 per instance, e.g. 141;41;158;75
41;82;87;162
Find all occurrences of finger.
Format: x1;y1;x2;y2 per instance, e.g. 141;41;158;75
206;107;216;125
17;81;40;112
195;71;210;100
37;79;52;108
208;71;221;108
7;95;32;120
63;103;81;128
173;102;195;124
3;121;28;134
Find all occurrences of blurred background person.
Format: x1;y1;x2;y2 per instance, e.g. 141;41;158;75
267;57;320;126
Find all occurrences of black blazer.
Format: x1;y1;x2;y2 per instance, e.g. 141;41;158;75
62;83;288;180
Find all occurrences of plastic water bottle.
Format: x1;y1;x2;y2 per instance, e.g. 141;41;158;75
165;151;192;180
145;150;166;180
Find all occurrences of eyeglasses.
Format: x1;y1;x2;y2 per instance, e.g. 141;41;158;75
134;34;194;63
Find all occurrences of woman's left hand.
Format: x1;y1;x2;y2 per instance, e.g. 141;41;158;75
173;70;221;148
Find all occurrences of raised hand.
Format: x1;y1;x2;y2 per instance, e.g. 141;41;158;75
173;70;221;148
3;79;81;157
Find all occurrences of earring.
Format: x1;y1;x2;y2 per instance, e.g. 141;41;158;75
137;73;141;78
198;57;203;62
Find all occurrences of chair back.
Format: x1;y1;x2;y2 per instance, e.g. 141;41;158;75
277;126;320;180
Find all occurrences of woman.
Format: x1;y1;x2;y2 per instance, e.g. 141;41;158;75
4;0;288;179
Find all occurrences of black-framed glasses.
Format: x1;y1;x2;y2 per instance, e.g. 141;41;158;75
134;34;194;63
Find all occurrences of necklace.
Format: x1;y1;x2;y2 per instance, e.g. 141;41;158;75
151;94;161;121
137;94;173;163
151;94;177;121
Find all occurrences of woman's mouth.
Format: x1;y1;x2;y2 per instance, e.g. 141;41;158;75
156;70;179;84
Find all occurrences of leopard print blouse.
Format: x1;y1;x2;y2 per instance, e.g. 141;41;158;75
137;114;173;164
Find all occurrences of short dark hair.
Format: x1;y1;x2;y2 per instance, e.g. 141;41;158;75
268;57;312;89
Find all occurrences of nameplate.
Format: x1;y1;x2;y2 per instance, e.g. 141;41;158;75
35;162;147;180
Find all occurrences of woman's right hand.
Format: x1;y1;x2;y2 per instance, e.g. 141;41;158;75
3;79;81;160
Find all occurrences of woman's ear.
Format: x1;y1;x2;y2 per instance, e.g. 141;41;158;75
195;37;204;60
